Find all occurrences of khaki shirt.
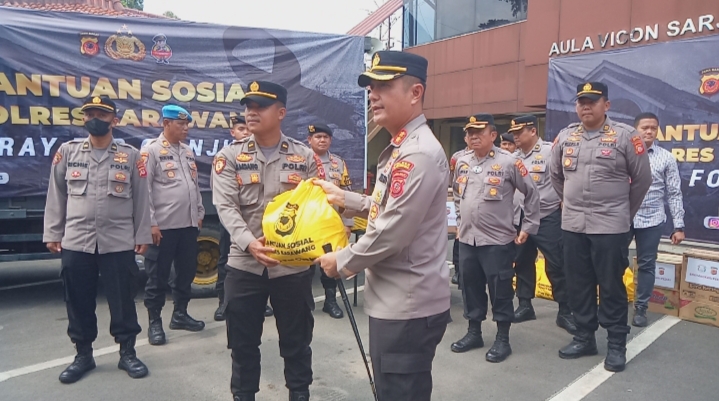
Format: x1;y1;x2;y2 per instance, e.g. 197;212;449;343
212;134;318;279
316;151;354;227
141;133;205;230
449;147;471;186
43;138;152;254
453;146;540;247
336;115;451;320
550;117;652;234
518;139;562;219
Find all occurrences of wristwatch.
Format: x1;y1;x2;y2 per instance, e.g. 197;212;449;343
673;228;684;233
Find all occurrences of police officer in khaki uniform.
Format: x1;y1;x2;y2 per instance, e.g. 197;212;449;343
44;96;151;383
212;81;318;401
306;122;353;319
142;105;206;346
449;137;471;286
450;114;540;363
550;82;651;372
509;115;577;333
315;51;451;401
215;115;275;321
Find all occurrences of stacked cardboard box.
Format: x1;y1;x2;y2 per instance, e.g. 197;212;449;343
633;253;682;316
679;249;719;328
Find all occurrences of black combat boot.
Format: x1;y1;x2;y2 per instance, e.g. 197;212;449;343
556;303;579;335
147;308;166;345
605;333;627;372
632;306;648;327
451;321;484;353
322;288;344;319
58;342;95;384
558;331;598;359
169;305;205;332
233;393;255;401
485;322;512;363
118;338;149;379
513;298;536;323
214;290;226;322
265;305;274;317
289;390;310;401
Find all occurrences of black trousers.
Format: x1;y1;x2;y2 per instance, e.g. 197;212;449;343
318;266;337;292
144;227;198;310
61;249;141;345
452;238;461;282
369;309;450;401
216;225;231;297
225;267;315;395
515;209;567;304
459;242;516;323
563;231;630;336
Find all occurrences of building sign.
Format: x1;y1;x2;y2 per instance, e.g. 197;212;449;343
546;34;719;244
549;14;719;56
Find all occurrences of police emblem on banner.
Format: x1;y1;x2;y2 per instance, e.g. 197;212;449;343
105;24;146;62
699;68;719;96
79;32;100;57
151;33;172;64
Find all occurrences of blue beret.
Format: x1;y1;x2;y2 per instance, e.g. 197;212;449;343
162;105;193;122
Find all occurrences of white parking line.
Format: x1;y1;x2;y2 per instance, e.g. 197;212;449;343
0;279;62;292
0;284;365;383
546;315;681;401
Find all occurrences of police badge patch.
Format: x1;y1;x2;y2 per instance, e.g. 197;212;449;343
79;32;100;57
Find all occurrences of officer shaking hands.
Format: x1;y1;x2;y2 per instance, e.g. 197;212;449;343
306;122;353;319
450;114;540;363
212;81;318;401
44;95;151;383
551;82;651;372
142;105;206;347
510;115;578;334
314;51;451;401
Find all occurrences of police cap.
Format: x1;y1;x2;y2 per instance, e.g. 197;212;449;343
508;115;538;133
162;104;193;122
308;123;332;137
576;82;608;101
230;115;246;125
81;95;117;114
500;132;515;142
241;81;288;107
464;114;494;131
358;51;428;87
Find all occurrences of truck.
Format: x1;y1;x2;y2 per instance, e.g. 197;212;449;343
0;6;369;295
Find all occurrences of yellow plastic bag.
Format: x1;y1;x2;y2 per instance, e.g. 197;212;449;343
262;179;349;267
513;259;635;303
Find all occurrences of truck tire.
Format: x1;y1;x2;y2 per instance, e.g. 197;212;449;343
191;223;222;298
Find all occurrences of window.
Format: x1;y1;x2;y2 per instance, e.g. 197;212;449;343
404;0;528;47
403;0;436;47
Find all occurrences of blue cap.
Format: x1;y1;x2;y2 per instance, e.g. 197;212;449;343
162;104;193;122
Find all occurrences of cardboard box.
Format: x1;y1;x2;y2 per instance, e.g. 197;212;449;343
632;253;682;290
647;288;680;317
681;250;719;305
679;300;719;328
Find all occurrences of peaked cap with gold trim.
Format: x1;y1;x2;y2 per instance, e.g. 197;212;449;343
464;113;494;131
575;81;608;101
81;95;117;113
508;114;537;133
241;81;288;107
358;51;428;87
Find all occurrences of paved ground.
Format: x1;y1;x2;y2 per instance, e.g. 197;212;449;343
1;250;718;401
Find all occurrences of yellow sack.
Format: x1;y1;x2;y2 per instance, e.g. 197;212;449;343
262;179;349;267
513;259;635;303
352;216;368;232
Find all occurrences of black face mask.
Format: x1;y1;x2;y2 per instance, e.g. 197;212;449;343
85;118;111;136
